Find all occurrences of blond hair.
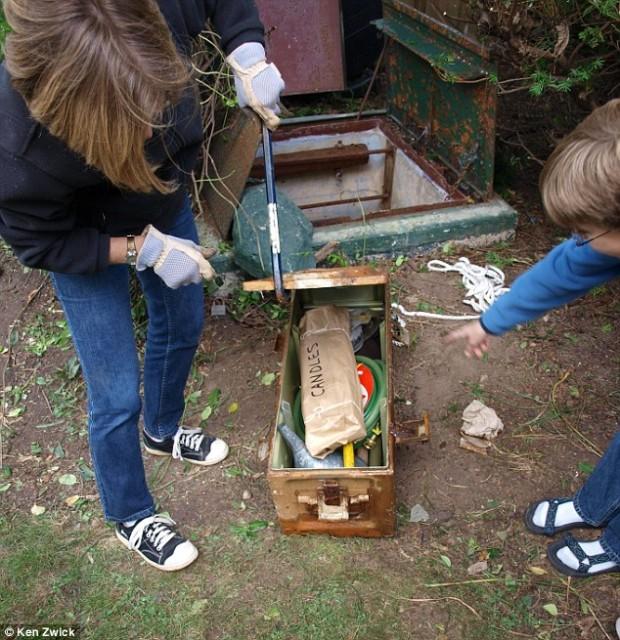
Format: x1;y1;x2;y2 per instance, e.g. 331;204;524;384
3;0;191;194
540;98;620;232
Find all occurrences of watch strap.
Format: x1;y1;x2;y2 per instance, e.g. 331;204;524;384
126;235;138;266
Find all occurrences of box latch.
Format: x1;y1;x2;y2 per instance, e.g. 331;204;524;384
298;481;370;521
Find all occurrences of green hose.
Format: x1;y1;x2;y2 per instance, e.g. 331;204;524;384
293;355;387;447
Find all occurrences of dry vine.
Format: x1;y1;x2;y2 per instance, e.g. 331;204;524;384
189;29;238;217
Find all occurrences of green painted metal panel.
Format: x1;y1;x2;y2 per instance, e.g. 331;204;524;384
377;1;497;198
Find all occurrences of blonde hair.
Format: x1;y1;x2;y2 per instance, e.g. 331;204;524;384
540;98;620;232
3;0;191;194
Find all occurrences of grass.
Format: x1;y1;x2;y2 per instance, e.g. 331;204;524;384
4;503;607;640
0;513;408;640
23;314;72;357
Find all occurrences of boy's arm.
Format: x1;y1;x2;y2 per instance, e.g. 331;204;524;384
481;237;620;335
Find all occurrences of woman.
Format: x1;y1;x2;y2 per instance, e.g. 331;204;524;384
0;0;284;571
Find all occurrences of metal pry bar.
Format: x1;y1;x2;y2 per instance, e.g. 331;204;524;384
261;123;287;302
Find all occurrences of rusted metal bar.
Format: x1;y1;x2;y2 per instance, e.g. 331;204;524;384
272;118;463;198
381;144;396;210
250;144;370;179
281;109;387;126
298;193;389;210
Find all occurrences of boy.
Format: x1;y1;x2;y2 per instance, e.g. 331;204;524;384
448;99;620;577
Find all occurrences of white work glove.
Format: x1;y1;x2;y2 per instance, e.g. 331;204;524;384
136;225;216;289
226;42;285;130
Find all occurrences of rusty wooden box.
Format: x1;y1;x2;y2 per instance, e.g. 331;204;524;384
265;267;395;537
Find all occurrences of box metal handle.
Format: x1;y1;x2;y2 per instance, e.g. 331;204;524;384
298;484;370;521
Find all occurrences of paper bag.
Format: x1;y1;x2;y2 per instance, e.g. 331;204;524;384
299;305;366;458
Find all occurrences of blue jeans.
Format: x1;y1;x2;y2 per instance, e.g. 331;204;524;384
51;198;204;522
574;431;620;562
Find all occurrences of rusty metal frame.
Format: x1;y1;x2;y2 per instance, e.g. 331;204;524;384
271;116;467;227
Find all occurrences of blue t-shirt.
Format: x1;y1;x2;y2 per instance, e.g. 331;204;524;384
480;237;620;335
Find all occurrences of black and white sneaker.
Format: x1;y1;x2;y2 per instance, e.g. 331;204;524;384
143;426;229;466
115;514;198;571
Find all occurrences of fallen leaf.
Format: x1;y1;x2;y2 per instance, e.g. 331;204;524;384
543;603;558;617
65;495;81;507
31;504;46;516
528;566;547;576
577;616;595;637
201;406;213;421
257;439;269;461
467;560;488;576
439;555;452;569
78;462;95;481
51;444;65;459
260;372;276;386
228;402;239;414
58;473;78;486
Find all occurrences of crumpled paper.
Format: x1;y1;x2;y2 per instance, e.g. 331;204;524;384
459;400;504;455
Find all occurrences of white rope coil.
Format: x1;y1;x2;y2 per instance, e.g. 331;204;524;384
392;257;510;325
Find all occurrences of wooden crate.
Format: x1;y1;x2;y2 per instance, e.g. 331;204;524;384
265;267;395;537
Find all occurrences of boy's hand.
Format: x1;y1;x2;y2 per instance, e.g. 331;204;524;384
446;320;490;359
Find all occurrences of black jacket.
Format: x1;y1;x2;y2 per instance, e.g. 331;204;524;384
0;0;263;273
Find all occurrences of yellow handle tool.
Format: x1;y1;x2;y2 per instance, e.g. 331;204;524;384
343;442;355;468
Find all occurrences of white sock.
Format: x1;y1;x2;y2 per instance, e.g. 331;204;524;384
556;539;617;574
533;500;584;528
123;519;137;527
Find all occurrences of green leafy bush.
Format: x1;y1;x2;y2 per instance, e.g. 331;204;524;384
0;8;9;59
471;0;619;99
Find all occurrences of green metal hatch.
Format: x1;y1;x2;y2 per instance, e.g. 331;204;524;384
377;0;497;199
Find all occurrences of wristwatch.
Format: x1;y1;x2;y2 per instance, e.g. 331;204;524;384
126;235;138;266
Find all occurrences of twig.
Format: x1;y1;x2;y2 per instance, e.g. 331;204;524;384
356;40;387;121
560;579;612;640
396;595;481;619
424;578;505;588
550;371;602;457
314;241;340;264
496;629;536;638
41;389;54;418
498;135;545;167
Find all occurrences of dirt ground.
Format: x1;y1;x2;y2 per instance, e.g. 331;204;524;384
2;196;620;638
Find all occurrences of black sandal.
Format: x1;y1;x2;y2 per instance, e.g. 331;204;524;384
524;497;592;536
547;533;620;578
